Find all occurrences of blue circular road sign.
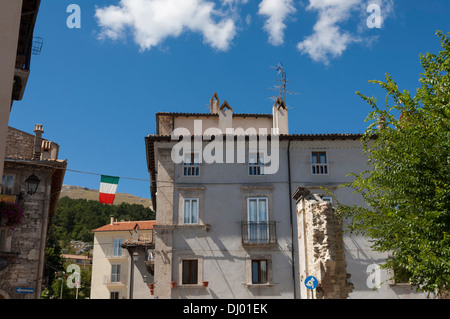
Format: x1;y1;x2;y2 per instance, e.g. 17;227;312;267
304;276;318;290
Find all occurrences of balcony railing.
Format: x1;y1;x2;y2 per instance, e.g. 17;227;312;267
104;248;126;259
184;164;200;176
103;275;126;286
311;163;328;175
242;221;276;246
248;164;264;176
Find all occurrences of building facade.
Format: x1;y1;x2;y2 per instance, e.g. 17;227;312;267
145;93;428;299
0;0;41;193
0;124;66;299
90;219;156;299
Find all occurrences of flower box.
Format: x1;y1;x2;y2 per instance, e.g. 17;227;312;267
0;201;24;229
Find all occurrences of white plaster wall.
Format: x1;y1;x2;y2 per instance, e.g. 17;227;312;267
0;0;23;187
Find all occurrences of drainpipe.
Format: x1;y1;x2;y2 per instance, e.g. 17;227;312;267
287;138;297;299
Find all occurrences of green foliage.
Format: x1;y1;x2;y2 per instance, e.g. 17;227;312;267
337;31;450;295
42;262;92;299
42;196;155;298
51;196;155;244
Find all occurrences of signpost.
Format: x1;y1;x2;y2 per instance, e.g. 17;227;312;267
14;287;35;294
304;276;318;299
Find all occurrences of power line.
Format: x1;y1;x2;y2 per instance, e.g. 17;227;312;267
65;168;150;182
9;160;152;182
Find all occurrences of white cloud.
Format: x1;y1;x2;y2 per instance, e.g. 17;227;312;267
95;0;237;52
258;0;297;46
297;0;394;65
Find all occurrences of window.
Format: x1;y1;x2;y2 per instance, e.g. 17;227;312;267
252;260;268;284
111;264;121;283
322;196;333;204
247;198;269;243
1;175;15;195
184;153;200;176
113;239;122;257
249;152;264;175
0;229;7;251
183;198;199;224
110;291;119;299
182;260;198;284
311;152;328;175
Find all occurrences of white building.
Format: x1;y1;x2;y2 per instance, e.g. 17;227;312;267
90;218;156;299
145;93;428;299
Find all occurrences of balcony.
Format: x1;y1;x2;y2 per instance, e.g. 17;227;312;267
183;164;200;176
104;249;126;260
311;163;328;175
242;221;276;247
103;275;126;287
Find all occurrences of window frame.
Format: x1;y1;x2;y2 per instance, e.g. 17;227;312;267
1;174;15;195
311;151;329;175
110;291;120;299
113;238;123;257
248;152;265;176
183;152;200;176
111;264;121;283
182;198;199;225
246;254;273;287
251;259;268;284
182;259;198;285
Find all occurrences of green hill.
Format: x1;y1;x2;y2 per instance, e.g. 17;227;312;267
60;185;152;209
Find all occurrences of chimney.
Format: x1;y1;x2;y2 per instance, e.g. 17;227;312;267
110;216;114;225
33;124;44;160
272;98;288;135
219;100;233;133
210;92;220;114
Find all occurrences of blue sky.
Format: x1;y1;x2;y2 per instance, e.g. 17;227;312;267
8;0;450;200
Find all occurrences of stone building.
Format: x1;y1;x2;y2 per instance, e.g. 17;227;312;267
145;92;430;299
0;124;66;299
0;0;42;193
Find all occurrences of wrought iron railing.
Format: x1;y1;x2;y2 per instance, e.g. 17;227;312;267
241;221;276;245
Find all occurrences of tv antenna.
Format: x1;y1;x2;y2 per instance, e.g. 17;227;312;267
269;62;298;105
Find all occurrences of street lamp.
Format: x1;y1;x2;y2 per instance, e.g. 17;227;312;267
25;173;40;195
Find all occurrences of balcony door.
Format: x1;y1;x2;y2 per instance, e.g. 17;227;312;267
247;197;269;243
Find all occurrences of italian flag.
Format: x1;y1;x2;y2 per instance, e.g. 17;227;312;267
99;175;119;204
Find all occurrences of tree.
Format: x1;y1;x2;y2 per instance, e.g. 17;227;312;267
337;31;450;296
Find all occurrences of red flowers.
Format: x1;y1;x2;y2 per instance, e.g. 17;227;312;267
0;201;24;229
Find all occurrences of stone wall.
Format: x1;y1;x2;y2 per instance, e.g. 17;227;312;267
294;188;353;299
0;165;53;299
5;126;59;161
5;127;34;160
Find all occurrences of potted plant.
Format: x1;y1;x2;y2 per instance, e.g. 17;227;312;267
170;281;177;288
202;281;209;288
148;283;154;295
0;201;24;230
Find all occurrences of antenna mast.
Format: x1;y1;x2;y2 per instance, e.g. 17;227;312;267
269;62;297;103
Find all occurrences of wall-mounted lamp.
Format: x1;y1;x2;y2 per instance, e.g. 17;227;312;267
132;251;139;262
25;173;40;195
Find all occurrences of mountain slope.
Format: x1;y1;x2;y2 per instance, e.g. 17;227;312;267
60;185;152;209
